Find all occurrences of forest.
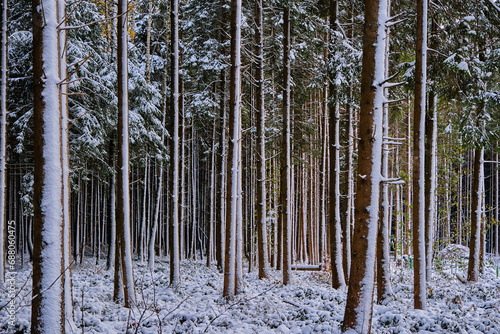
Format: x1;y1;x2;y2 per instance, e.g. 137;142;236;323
0;0;499;333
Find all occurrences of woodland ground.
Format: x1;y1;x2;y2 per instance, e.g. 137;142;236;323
1;245;499;333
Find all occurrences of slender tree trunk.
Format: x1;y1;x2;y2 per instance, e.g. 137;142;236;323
280;6;292;285
106;141;116;270
139;157;149;263
413;0;428;310
59;0;74;322
216;70;226;272
223;0;242;299
468;148;484;282
0;0;7;285
255;0;269;279
169;0;181;286
342;0;388;331
328;0;345;289
377;0;392;303
425;91;437;281
116;0;136;307
32;0;66;330
145;0;152;83
496;148;499;258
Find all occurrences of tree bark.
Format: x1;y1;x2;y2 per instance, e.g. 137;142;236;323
280;6;292;286
342;0;388;331
467;148;484;282
413;0;428;311
377;0;392;303
116;0;136;308
0;0;7;285
328;0;345;289
255;0;269;279
223;0;242;299
32;0;67;331
424;91;437;282
169;0;181;287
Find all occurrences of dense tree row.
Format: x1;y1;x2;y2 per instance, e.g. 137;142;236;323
0;0;499;332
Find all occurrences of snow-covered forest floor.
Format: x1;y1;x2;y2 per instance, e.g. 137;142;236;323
1;246;499;333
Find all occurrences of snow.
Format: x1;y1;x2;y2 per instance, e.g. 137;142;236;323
2;258;500;333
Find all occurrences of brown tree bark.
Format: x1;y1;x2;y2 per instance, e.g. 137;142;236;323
413;0;428;310
32;0;67;331
342;0;388;331
467;148;484;282
255;0;269;279
169;0;181;286
328;0;346;289
116;0;136;308
280;5;292;285
424;91;437;282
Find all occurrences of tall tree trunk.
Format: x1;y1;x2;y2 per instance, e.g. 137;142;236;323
413;0;428;311
425;91;437;282
255;0;269;279
139;157;149;263
116;0;136;308
216;70;226;272
467;148;484;282
0;0;7;285
59;0;74;323
169;0;181;286
342;0;388;331
223;0;242;299
496;148;499;258
32;0;67;331
106;140;116;271
328;0;345;289
280;6;292;285
377;0;392;303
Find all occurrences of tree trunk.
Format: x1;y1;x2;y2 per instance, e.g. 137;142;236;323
223;0;242;299
0;0;7;285
216;70;226;272
32;0;67;330
255;0;269;279
328;0;345;290
425;91;437;282
413;0;428;311
377;0;392;303
342;0;388;331
169;0;181;287
468;148;484;282
280;6;292;286
116;0;136;308
59;0;74;322
106;140;116;270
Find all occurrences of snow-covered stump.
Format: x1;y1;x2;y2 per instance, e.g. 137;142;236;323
32;0;68;332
